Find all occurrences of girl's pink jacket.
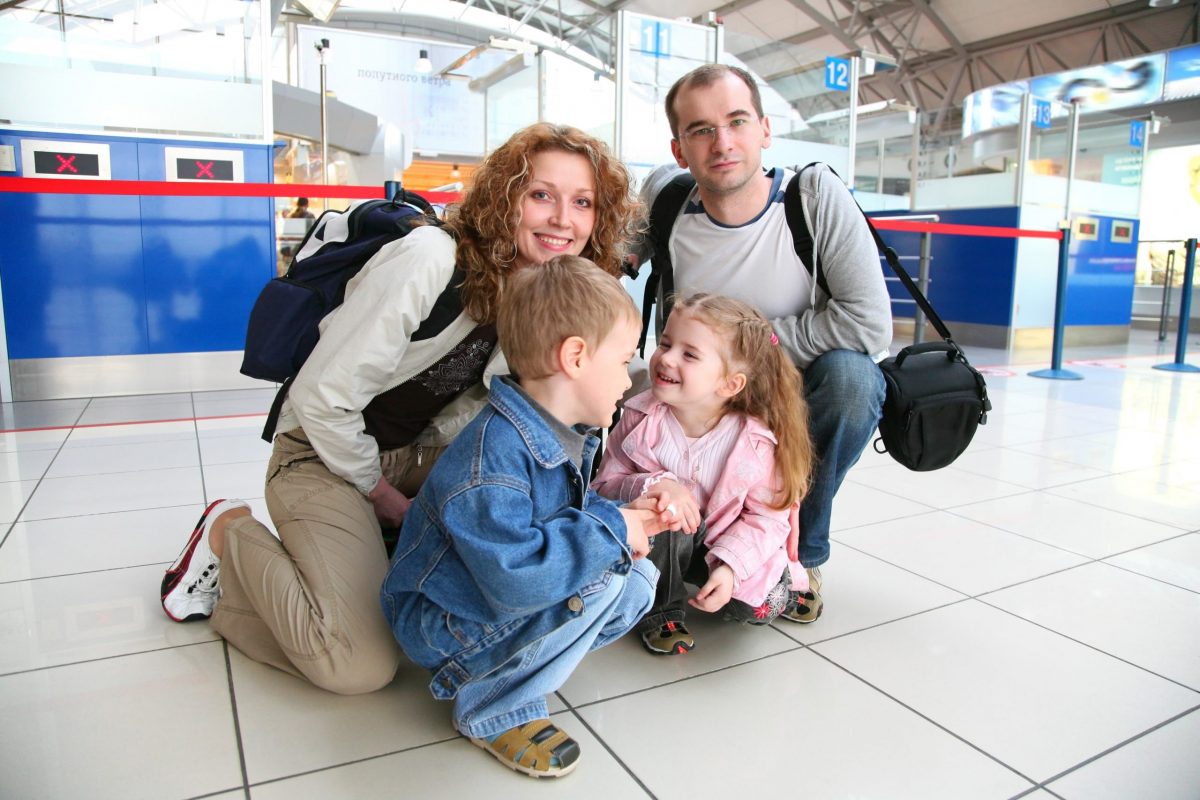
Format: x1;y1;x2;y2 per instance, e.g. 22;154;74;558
593;391;807;608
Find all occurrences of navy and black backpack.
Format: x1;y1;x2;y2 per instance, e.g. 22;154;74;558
241;189;463;441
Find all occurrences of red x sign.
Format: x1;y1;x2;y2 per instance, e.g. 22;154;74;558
195;161;214;179
56;154;77;173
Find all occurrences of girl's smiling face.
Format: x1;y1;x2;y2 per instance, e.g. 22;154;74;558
649;311;736;415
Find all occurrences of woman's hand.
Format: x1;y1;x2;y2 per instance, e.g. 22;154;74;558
689;564;735;612
642;479;701;534
367;477;412;529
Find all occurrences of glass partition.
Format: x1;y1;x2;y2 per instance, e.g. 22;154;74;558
542;52;616;149
616;11;721;178
914;103;1020;211
484;59;539;154
1023;105;1143;217
0;0;270;140
766;60;851;175
854;109;915;211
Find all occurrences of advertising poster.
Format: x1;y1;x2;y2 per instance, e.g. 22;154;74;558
961;45;1198;137
1163;43;1200;101
962;81;1027;137
1134;143;1200;285
1030;54;1165;115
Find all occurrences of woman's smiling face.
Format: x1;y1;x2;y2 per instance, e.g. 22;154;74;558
514;149;597;268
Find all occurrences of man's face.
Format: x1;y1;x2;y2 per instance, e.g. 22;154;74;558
669;73;772;198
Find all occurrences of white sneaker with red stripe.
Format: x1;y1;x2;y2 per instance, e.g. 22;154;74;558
161;499;248;622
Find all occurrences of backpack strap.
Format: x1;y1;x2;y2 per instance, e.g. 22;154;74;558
261;376;294;443
639;172;695;356
817;164;956;344
783;163;831;297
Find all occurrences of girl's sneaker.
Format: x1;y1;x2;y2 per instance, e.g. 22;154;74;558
780;566;823;623
640;620;694;655
160;499;248;622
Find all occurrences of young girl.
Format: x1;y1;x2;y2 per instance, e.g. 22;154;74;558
593;293;814;654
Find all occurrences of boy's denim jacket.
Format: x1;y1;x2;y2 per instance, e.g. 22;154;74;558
381;377;633;699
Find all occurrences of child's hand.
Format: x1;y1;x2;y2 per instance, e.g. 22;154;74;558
689;564;735;613
643;480;701;534
787;502;801;563
624;495;680;534
618;507;659;560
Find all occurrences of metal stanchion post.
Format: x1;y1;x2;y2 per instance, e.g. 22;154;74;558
315;38;331;186
1159;249;1177;342
1030;224;1083;380
383;180;401;202
914;230;931;345
1153;237;1200;374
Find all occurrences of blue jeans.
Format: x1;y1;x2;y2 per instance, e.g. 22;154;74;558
453;558;657;738
798;350;886;567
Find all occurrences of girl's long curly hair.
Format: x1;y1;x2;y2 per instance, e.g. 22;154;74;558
445;123;641;324
672;293;815;510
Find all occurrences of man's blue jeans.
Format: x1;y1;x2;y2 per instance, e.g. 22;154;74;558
454;558;657;738
798;350;886;568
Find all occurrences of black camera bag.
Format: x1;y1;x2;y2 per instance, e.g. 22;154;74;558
876;341;990;470
860;212;992;471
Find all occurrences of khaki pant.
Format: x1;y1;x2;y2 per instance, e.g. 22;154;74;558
210;430;442;695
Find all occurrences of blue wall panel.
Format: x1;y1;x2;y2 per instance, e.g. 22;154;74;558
0;132;149;358
870;206;1020;329
0;131;275;359
1062;214;1138;326
136;142;274;353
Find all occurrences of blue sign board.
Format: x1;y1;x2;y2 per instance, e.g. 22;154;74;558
1033;99;1052;129
638;20;670;58
824;57;850;92
1129;119;1146;148
1164;42;1200;100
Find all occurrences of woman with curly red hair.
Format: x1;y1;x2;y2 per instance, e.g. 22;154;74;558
160;123;642;695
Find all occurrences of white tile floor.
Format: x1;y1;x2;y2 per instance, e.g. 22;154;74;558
1;334;1198;799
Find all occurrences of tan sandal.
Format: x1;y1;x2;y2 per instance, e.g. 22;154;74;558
468;719;581;778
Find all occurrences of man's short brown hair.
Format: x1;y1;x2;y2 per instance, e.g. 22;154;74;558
664;64;765;139
498;255;639;381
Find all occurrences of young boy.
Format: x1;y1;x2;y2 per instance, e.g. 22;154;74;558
380;256;670;779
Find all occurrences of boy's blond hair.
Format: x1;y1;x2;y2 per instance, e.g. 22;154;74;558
499;255;639;381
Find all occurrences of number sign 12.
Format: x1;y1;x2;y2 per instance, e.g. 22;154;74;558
824;57;850;92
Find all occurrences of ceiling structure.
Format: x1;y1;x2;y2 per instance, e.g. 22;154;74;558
302;0;1200;134
4;0;1196;135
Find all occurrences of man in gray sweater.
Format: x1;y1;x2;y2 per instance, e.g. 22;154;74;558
636;63;893;624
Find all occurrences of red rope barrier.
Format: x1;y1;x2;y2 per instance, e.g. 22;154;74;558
0;176;1062;240
871;217;1062;240
0;177;461;204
